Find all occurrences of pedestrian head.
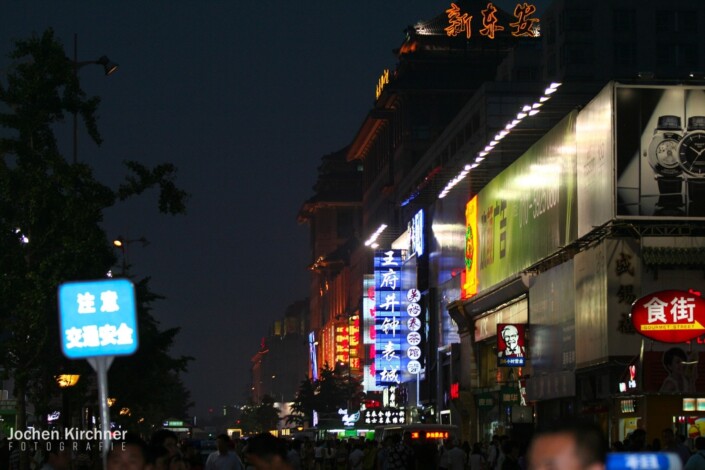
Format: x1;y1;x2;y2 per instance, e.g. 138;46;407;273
243;432;293;470
528;420;607;470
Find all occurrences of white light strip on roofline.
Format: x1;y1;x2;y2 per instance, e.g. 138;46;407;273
364;224;388;247
435;81;563;201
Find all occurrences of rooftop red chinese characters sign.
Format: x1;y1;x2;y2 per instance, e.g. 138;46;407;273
631;290;705;343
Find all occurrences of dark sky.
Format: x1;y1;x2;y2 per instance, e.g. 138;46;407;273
1;0;546;419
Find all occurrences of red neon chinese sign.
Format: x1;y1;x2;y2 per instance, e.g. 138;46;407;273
631;290;705;343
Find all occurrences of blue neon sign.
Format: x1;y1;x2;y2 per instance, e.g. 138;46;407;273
374;249;403;386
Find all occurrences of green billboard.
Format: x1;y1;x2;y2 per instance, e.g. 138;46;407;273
477;112;578;290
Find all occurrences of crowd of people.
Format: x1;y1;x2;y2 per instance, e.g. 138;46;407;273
5;421;705;470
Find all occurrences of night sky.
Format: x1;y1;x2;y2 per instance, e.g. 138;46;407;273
1;0;546;419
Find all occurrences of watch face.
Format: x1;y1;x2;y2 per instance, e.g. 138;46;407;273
678;131;705;176
648;132;682;176
656;140;679;167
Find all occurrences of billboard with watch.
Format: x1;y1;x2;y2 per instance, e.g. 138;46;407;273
616;84;705;218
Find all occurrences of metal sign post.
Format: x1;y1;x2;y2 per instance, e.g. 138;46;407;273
58;278;139;470
87;356;114;468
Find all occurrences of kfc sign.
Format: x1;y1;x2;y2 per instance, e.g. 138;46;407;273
497;323;526;367
631;290;705;343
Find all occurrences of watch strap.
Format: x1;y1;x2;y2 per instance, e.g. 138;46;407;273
688;179;705;215
687;116;705;131
656;177;683;207
657;115;682;131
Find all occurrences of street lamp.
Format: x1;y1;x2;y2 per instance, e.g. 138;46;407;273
113;236;149;274
71;33;118;164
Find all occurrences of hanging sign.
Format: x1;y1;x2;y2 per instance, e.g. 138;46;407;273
630;290;705;343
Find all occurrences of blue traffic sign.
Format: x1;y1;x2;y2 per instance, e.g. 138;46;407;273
58;278;138;359
606;452;682;470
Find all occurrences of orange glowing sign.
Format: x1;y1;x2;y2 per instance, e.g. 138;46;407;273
480;3;504;39
445;3;472;38
375;69;390;100
446;2;539;39
335;324;350;363
509;2;539;37
426;431;450;439
410;430;450;440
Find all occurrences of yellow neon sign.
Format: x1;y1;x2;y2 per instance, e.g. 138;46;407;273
375;69;390;100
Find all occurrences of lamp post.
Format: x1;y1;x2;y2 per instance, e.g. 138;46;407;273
113;236;149;275
56;374;80;429
72;33;118;164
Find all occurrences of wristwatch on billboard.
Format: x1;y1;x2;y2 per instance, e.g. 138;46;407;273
678;116;705;202
648;115;683;205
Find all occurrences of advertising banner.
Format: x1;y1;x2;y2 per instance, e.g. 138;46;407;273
577;84;615;237
477;112;577;291
574;241;609;366
463;196;479;299
642;348;705;395
616;84;705;219
529;260;575;374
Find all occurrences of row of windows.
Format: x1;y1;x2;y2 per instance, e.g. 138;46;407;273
550;42;700;69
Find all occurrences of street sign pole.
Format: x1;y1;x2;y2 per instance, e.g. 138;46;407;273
58;278;139;470
87;356;114;470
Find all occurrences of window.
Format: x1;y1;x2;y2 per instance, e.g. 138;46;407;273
613;9;636;34
565;9;593;33
614;43;637;67
656;10;698;33
565;43;593;65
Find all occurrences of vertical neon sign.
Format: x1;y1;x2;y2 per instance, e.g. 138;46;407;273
375;250;403;386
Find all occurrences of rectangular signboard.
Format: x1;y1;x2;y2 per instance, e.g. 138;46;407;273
497;323;527;367
476;112;578;292
58;278;138;359
375;249;403;386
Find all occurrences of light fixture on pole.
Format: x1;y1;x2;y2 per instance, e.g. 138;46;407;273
113;236;149;274
72;33;119;164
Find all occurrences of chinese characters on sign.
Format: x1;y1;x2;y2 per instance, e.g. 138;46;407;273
403;286;424;381
375;250;403;386
363;409;405;425
446;2;540;39
630;290;705;343
58;279;138;359
362;276;380;390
